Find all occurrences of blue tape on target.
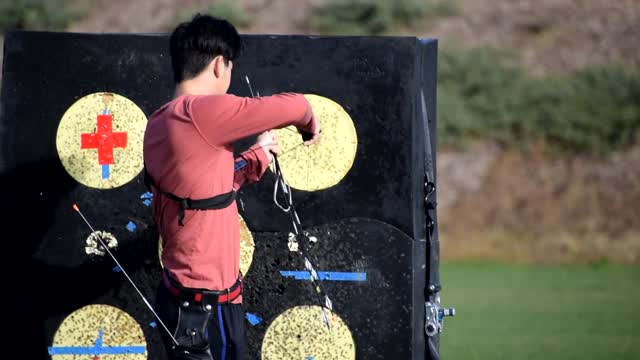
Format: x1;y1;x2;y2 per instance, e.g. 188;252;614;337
101;164;110;179
141;192;153;206
280;270;367;281
126;221;136;232
48;329;145;355
245;312;263;326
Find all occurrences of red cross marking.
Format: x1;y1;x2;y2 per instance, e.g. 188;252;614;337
81;114;127;165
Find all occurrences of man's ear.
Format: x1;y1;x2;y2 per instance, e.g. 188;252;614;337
212;55;226;79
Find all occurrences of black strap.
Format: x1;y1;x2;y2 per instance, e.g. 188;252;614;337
163;269;243;306
144;167;236;226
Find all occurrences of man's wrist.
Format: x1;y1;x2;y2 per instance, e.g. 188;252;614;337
247;143;271;164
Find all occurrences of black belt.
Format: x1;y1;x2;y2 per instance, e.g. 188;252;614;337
163;270;243;305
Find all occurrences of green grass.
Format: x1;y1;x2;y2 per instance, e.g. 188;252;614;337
439;262;640;360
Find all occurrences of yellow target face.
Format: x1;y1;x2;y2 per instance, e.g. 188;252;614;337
262;305;355;360
238;214;256;276
158;214;255;276
48;304;147;359
274;95;357;191
56;92;147;189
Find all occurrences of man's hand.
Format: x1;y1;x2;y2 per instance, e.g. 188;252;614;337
257;130;281;162
300;113;321;146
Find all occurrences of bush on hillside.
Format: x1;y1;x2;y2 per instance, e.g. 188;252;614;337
438;48;640;155
173;1;252;31
526;65;640;154
438;48;526;145
0;0;84;33
310;0;456;35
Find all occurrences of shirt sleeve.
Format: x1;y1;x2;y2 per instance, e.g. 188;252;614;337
233;143;271;189
190;93;315;147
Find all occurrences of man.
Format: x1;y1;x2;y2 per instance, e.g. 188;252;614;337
143;14;320;360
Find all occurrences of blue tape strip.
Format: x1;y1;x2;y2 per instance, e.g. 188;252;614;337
47;346;146;355
102;164;110;179
95;329;103;347
280;271;367;281
149;321;157;328
245;312;263;326
48;329;145;355
112;265;121;272
142;199;152;207
126;221;136;232
140;192;153;199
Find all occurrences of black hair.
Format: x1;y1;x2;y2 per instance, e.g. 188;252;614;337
169;13;242;83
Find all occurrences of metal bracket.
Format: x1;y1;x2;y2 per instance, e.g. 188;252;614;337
425;293;456;337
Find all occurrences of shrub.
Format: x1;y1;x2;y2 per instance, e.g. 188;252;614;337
0;0;84;33
172;1;252;30
438;47;640;155
437;48;527;146
310;0;457;35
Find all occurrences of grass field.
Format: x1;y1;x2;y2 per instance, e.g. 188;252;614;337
438;262;640;360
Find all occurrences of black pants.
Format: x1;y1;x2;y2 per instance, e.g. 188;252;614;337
154;280;248;360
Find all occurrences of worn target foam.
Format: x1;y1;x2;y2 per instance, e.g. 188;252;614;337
48;304;146;359
273;94;357;191
158;214;255;276
56;92;147;189
261;305;355;360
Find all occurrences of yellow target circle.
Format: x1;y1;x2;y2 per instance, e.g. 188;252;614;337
273;94;357;191
238;214;256;276
262;305;355;360
158;214;255;276
56;92;147;189
48;304;147;359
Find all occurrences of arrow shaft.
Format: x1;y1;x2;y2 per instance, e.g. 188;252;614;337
74;205;179;346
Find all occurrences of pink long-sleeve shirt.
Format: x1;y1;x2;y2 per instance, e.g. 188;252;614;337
143;93;314;301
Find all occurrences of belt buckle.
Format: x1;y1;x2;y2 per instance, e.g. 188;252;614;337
226;287;231;304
